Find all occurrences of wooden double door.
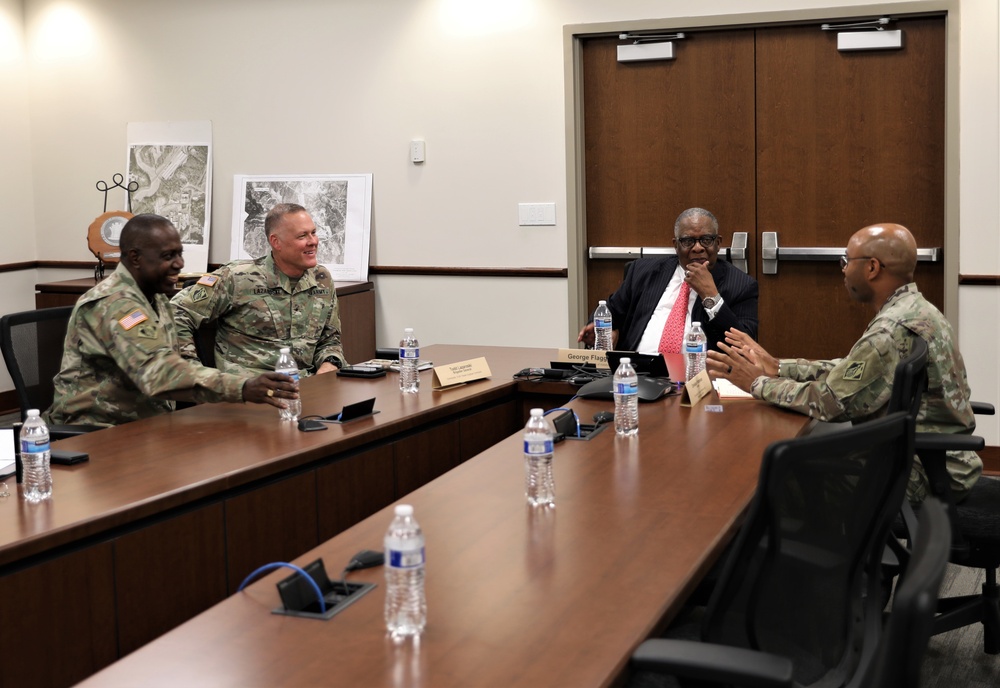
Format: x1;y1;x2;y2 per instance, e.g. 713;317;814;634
582;15;945;360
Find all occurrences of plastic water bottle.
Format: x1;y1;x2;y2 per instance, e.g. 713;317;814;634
593;300;613;351
20;409;52;503
685;321;708;381
523;408;556;507
399;328;420;394
274;347;301;421
613;357;639;437
384;504;426;639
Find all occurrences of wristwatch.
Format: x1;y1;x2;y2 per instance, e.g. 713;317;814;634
323;356;342;366
702;295;721;310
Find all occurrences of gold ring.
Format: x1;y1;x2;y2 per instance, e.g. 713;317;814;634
267;389;274;398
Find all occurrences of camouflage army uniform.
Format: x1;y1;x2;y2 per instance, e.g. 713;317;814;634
45;263;248;427
750;283;981;502
171;254;347;377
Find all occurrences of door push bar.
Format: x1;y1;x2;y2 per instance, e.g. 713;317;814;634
761;232;942;275
588;232;750;273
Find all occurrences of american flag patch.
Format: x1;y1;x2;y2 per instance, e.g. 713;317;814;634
197;274;219;287
118;309;148;331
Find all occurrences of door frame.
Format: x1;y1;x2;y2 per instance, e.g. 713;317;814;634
563;1;960;345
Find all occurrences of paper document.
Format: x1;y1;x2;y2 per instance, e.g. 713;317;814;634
713;379;754;399
0;427;15;477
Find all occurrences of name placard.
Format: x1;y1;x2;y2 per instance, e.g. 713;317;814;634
554;348;609;369
432;357;492;389
680;369;715;407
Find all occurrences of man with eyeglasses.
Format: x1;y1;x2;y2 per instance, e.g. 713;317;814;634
578;207;759;353
707;223;980;503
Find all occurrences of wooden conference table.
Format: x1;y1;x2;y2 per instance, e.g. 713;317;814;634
51;346;812;688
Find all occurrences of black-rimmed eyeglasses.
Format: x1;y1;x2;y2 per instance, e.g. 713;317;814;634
840;255;882;269
676;235;720;249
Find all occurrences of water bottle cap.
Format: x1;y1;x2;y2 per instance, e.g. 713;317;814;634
691;322;701;327
530;408;544;417
620;357;631;364
26;409;40;417
598;300;606;305
280;347;290;353
404;327;414;334
395;504;414;517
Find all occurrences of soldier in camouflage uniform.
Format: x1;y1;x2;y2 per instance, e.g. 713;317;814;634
171;203;347;377
707;223;981;503
45;215;298;427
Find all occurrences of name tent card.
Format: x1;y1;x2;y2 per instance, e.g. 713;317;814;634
432;357;492;389
555;348;609;369
680;368;715;407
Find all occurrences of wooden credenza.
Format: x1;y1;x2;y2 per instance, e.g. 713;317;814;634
35;277;377;363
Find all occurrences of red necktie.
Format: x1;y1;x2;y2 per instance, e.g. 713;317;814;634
658;280;690;355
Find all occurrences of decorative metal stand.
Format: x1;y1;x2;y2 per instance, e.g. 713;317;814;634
89;174;138;280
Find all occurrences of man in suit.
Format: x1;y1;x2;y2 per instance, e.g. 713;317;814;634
578;207;759;353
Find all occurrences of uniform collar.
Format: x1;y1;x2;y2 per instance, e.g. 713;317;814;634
264;253;319;294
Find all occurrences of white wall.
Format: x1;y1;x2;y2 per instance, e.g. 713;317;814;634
5;0;999;441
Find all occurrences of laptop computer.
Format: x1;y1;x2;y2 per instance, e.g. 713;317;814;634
605;351;670;379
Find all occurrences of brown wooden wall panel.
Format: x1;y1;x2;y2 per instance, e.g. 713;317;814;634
338;286;376;363
0;543;117;687
458;400;519;461
394;422;462;497
224;471;319;593
316;443;396;542
114;504;227;657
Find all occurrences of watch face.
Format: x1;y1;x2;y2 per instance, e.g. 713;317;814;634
101;216;127;245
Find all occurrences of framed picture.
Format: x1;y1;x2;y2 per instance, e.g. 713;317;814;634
231;174;373;281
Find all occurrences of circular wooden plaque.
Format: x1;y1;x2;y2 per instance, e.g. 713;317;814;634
87;211;133;262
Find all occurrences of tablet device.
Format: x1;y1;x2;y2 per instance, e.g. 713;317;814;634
605;351;670;379
336;365;387;379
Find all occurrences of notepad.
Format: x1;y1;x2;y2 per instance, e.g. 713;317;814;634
713;379;754;399
0;427;16;478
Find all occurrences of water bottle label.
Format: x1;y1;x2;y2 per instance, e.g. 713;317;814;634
524;438;554;455
21;438;50;454
400;347;420;359
684;343;707;354
388;547;425;569
614;381;638;396
595;317;612;329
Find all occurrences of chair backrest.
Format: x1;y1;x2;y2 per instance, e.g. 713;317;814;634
702;411;915;687
861;497;950;688
888;336;928;418
0;306;74;421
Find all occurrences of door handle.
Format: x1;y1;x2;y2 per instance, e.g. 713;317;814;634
761;232;941;275
588;232;750;273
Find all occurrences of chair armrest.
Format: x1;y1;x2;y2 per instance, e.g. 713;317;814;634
971;401;995;416
632;639;794;688
914;433;984;453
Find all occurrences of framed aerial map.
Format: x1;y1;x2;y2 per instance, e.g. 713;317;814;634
230;174;373;281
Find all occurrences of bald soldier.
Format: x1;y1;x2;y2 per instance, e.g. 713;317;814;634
171;203;347;377
707;223;981;503
46;214;298;427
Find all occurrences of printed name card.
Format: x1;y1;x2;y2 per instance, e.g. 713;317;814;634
555;348;609;369
432;357;492;389
680;368;715;407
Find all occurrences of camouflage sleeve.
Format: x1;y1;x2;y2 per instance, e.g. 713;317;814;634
91;295;247;404
171;270;235;361
777;358;841;382
312;289;347;368
752;333;896;422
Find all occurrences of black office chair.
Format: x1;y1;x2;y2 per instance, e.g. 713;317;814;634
886;337;1000;655
864;496;951;688
0;306;101;438
631;412;915;687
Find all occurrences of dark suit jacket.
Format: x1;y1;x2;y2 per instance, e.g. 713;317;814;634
606;257;759;353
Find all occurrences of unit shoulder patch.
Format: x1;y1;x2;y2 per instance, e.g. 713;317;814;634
842;361;866;381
